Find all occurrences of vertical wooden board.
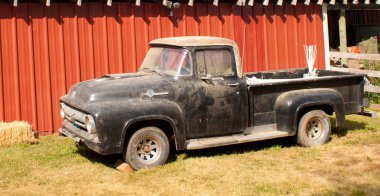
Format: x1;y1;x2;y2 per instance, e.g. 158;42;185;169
368;10;375;23
232;5;245;69
196;3;211;36
46;4;66;132
1;9;8;122
0;5;20;122
375;11;380;25
173;6;186;36
40;6;54;133
159;5;174;38
54;26;66;130
30;4;53;132
105;4;123;74
370;10;376;24
275;6;288;69
373;10;379;24
263;4;277;70
10;7;21;121
305;5;316;45
134;4;149;67
282;5;290;69
350;10;355;24
254;5;267;71
46;5;58;131
120;3;138;72
185;5;199;36
15;4;37;129
60;4;73;91
146;3;162;42
0;5;8;121
327;10;339;50
90;3;110;77
358;10;363;24
209;4;222;37
61;4;81;90
285;3;299;68
296;4;307;69
314;5;325;70
220;3;235;41
0;5;3;121
241;6;250;72
353;10;358;23
77;4;95;80
243;6;257;72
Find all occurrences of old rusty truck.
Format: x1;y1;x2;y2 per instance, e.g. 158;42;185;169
59;36;365;170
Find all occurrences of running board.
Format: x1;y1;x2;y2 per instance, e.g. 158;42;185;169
186;124;289;150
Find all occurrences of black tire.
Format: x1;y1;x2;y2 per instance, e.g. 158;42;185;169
297;110;331;147
124;127;170;170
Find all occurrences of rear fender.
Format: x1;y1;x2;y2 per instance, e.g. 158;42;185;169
275;88;345;135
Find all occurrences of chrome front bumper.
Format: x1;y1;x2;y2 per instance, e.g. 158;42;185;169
59;103;102;152
59;116;100;142
59;125;103;153
59;127;82;143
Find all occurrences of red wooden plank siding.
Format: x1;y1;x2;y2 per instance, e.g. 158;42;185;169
0;2;325;133
1;6;21;123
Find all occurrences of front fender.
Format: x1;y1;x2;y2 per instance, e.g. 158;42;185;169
82;98;185;153
275;88;345;135
120;99;186;151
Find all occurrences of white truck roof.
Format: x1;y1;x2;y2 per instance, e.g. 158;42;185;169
149;36;238;47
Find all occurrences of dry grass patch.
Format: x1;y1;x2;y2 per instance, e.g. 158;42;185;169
0;114;379;195
0;121;36;146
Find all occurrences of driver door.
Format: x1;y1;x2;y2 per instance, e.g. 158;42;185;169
186;47;244;138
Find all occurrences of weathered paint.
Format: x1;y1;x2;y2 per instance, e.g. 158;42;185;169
0;2;325;133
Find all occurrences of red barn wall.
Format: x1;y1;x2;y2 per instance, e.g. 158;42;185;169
0;2;325;133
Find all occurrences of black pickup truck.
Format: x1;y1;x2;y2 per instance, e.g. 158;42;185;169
59;36;365;170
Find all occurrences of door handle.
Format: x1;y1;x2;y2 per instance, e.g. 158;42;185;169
228;83;239;87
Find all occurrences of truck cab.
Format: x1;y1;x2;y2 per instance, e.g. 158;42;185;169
145;37;248;138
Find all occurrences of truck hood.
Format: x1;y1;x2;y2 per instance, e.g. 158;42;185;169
60;72;173;108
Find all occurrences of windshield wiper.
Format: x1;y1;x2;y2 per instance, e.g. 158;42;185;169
139;68;164;76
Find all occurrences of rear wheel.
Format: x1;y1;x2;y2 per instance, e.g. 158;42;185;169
297;110;331;147
124;127;170;170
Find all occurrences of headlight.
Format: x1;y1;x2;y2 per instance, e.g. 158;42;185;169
59;103;65;119
85;115;96;134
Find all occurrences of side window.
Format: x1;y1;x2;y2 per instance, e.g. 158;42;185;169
196;49;234;76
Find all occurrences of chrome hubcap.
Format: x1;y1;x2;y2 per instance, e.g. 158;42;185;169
306;118;323;140
136;137;160;163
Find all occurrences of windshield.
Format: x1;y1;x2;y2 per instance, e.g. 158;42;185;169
139;47;192;76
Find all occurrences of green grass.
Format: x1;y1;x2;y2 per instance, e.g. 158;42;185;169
1;113;380;195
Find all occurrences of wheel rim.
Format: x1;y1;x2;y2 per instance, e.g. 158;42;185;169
305;117;323;140
136;136;161;164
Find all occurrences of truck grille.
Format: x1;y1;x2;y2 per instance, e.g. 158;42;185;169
60;103;88;132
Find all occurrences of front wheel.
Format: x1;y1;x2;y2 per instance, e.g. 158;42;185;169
297;110;331;147
124;127;170;170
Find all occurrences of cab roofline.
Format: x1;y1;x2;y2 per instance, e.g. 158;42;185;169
149;36;238;47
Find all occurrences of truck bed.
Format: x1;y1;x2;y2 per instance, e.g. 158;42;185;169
245;68;364;86
244;68;365;127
